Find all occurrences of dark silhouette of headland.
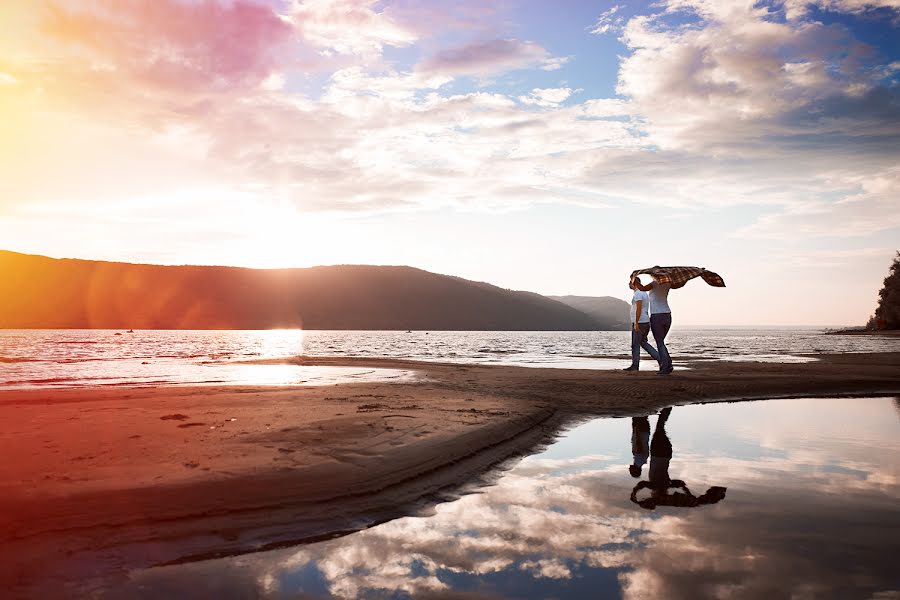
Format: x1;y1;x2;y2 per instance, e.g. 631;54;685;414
0;250;629;330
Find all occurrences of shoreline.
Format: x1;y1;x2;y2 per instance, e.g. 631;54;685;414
2;353;899;593
823;328;900;336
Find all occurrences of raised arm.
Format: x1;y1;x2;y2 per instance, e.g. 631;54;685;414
634;279;653;292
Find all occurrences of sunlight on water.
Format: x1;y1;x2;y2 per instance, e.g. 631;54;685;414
2;329;896;388
0;330;408;388
0;359;414;389
214;364;415;386
104;396;900;600
254;329;306;360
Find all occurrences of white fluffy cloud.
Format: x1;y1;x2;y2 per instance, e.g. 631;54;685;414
289;0;417;59
603;0;900;236
617;0;895;151
518;87;577;107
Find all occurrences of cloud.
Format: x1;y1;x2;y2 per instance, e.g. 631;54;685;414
784;0;900;19
5;3;590;219
595;0;900;237
289;0;417;59
737;168;900;238
152;69;640;214
417;39;565;77
774;247;898;269
539;55;572;71
518;87;576;107
42;0;294;91
616;0;896;152
590;4;626;35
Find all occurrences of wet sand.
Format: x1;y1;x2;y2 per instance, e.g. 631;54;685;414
1;352;899;594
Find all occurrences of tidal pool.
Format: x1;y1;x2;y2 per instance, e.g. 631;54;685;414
101;396;900;599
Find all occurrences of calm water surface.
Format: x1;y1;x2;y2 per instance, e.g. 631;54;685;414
2;329;897;388
98;396;900;600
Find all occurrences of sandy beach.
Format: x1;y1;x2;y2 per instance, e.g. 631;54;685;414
2;353;899;594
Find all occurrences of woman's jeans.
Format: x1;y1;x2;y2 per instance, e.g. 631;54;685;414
631;322;660;368
650;312;673;371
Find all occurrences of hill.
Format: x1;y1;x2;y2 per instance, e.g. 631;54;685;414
0;251;621;330
549;295;630;330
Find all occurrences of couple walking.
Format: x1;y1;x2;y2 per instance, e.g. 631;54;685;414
623;266;727;375
625;274;673;375
629;407;727;510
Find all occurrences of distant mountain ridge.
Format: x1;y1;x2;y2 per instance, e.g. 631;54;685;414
549;295;631;330
0;251;626;331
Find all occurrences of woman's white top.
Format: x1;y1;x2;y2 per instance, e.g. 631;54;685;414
649;281;672;314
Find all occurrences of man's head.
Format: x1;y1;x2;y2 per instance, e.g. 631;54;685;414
628;276;636;290
629;465;642;478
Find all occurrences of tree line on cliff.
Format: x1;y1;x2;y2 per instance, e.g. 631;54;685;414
868;251;900;330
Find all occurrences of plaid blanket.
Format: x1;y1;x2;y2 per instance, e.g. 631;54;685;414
631;266;726;289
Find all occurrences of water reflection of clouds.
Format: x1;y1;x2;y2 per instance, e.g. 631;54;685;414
274;466;894;599
163;465;891;598
257;474;644;597
108;397;899;600
623;492;899;600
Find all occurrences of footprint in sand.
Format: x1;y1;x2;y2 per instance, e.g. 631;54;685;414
160;414;189;421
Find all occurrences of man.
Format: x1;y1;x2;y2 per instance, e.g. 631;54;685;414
629;416;651;477
623;277;660;371
634;274;673;375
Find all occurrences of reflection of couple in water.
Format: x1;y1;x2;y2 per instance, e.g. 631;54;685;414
629;407;727;510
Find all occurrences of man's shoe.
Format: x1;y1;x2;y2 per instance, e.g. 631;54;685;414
622;365;639;371
657;366;674;376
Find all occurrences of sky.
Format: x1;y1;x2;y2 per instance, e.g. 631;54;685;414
1;0;898;326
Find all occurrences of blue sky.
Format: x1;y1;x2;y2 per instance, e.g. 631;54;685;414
0;0;898;325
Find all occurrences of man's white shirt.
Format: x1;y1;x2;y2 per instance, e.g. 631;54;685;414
631;290;650;324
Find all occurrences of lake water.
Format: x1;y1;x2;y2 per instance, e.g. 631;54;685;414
95;396;900;600
2;329;897;389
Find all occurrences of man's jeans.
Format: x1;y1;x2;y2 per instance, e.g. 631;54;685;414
650;312;673;371
631;322;660;368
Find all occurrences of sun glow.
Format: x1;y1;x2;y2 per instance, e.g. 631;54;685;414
211;198;380;270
